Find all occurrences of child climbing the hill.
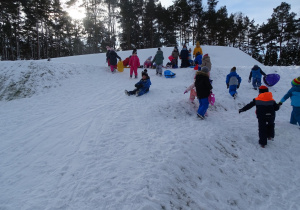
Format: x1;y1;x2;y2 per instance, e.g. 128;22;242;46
195;66;212;119
226;67;242;99
248;65;266;90
239;86;280;148
144;56;152;68
278;76;300;126
125;70;151;97
128;51;140;78
152;48;164;76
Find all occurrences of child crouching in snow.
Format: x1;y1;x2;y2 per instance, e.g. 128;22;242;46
144;56;152;68
226;67;241;99
125;70;151;97
239;86;280;148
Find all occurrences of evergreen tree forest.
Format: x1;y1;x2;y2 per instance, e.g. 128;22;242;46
0;0;299;65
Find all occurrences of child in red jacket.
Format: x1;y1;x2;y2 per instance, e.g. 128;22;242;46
129;52;140;78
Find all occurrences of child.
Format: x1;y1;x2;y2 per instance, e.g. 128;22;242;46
188;48;193;66
194;52;202;66
171;47;179;67
226;67;242;99
144;56;152;68
248;65;266;90
107;48;121;73
180;45;189;68
184;83;197;103
193;41;203;58
123;56;131;67
125;70;151;97
239;86;280;148
278;76;300;126
200;54;211;71
152;48;164;76
128;51;140;78
195;66;213;119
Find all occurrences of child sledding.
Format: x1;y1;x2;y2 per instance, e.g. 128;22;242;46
125;70;151;97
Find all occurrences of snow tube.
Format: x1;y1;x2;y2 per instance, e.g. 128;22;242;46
164;70;176;78
263;74;280;87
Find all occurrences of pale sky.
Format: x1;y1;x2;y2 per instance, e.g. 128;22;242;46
160;0;300;24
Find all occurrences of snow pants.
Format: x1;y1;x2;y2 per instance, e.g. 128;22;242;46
229;85;237;97
156;65;163;74
290;106;300;125
130;67;138;77
258;116;275;146
252;77;262;89
197;98;209;117
189;89;197;102
110;65;117;72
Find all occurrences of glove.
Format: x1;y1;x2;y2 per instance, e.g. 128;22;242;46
227;84;229;89
239;109;244;114
278;102;282;106
248;79;251;83
184;90;188;94
237;84;240;89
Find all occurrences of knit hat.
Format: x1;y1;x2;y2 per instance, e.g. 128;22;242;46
201;66;210;73
142;69;148;77
259;85;269;93
203;54;208;57
292;76;300;86
158;47;161;50
231;67;236;72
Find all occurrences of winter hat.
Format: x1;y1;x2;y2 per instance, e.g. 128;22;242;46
201;66;210;73
203;54;208;57
142;69;148;77
158;47;161;50
292;76;300;86
259;85;269;93
147;56;152;60
231;66;236;72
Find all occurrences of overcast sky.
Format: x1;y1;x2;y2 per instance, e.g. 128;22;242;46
160;0;300;24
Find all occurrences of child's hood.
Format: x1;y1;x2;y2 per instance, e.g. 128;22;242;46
256;92;274;101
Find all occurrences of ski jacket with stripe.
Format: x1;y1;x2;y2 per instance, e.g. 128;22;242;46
240;92;280;118
226;71;242;86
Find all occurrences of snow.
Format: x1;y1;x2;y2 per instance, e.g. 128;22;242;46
0;46;300;210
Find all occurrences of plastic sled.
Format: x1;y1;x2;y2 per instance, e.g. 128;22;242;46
117;60;124;72
194;64;198;70
164;70;176;78
263;74;280;87
208;92;215;105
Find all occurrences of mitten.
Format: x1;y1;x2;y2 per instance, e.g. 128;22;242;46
237;84;240;89
248;79;251;83
278;102;283;106
227;84;229;89
184;90;188;94
238;109;244;114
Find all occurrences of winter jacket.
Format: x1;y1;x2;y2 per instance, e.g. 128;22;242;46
200;55;212;70
195;71;212;99
129;54;140;69
249;65;266;80
123;57;130;66
135;77;151;96
152;50;164;65
194;54;203;65
226;72;242;86
280;84;300;107
172;50;179;59
240;92;280;119
108;50;121;66
193;42;203;57
180;48;189;60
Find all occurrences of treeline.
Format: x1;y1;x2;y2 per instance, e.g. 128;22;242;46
1;0;299;65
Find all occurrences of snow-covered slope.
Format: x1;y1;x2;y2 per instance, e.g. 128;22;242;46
0;46;299;210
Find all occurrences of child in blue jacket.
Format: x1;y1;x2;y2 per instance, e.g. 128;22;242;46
248;65;266;90
125;70;151;97
226;67;242;99
278;76;300;125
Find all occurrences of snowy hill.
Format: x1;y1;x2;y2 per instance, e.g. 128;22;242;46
0;46;300;210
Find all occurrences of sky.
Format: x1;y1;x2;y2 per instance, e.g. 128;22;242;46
160;0;300;24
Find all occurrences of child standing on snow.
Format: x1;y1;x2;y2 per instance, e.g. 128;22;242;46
152;48;164;76
125;70;151;97
171;47;179;67
193;41;203;58
278;76;300;126
248;65;266;90
107;48;121;73
128;51;140;78
239;86;280;148
226;67;242;99
195;66;212;119
200;54;211;71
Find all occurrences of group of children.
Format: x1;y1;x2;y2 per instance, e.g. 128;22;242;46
106;45;300;148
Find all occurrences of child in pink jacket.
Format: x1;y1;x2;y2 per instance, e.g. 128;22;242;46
184;83;197;103
129;52;140;78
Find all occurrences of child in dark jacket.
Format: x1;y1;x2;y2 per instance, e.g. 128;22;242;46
125;70;151;97
278;76;300;126
226;67;242;99
239;86;280;148
107;49;121;73
249;65;266;90
195;66;212;119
